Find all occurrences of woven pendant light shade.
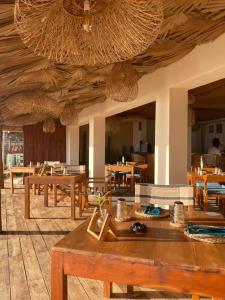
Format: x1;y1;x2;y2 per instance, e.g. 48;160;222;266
106;63;139;102
14;0;163;66
59;104;79;126
43;118;56;133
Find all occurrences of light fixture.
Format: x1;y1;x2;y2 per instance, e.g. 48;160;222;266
106;63;139;102
83;0;92;32
14;0;163;66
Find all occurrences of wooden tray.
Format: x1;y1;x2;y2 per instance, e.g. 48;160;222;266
135;208;170;219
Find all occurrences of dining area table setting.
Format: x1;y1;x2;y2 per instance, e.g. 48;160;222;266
51;197;225;300
105;160;148;191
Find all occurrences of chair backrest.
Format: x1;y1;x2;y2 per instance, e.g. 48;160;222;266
86;176;112;194
65;165;86;173
191;154;221;168
44;161;61;167
135;183;193;206
131;153;145;164
136;163;148;170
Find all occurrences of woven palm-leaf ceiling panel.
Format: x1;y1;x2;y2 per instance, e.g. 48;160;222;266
14;0;163;66
1;1;225;128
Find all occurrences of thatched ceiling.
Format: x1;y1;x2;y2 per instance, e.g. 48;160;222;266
1;0;225;128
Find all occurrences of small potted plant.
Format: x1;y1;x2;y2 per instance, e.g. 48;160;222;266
95;191;110;227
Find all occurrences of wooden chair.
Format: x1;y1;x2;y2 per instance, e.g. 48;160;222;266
54;165;86;206
187;168;218;208
36;164;51;194
201;175;225;213
131;153;145;163
65;165;86;174
81;176;112;212
191;154;221;168
105;165;121;191
54;178;84;217
126;163;149;188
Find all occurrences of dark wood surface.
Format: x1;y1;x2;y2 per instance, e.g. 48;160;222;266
23;120;66;166
52;208;225;299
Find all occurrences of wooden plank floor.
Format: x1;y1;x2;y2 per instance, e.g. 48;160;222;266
0;182;196;300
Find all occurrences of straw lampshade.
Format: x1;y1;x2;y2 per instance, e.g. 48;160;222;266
59;104;79;126
14;0;163;66
106;63;139;102
43;118;56;133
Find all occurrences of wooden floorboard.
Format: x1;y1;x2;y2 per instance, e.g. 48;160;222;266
0;182;194;300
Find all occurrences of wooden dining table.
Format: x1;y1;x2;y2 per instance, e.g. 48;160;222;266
24;174;85;220
51;207;225;300
106;164;135;190
10;166;40;194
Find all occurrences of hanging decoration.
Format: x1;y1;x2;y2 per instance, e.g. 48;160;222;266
14;0;163;66
106;63;139;102
43;118;56;133
59;104;79;126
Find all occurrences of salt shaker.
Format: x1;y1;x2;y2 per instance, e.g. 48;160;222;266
173;201;185;226
115;198;128;222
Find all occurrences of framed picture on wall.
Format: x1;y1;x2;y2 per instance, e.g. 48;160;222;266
208;125;214;134
216;124;223;134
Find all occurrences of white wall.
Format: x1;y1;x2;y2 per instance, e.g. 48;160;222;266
77;33;225;184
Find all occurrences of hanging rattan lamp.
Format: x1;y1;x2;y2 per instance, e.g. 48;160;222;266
43;118;56;133
106;62;139;102
14;0;163;66
59;104;79;126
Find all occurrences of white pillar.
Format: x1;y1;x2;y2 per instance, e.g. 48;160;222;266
155;88;188;184
169;88;188;184
187;126;192;170
66;125;79;165
155;91;170;185
89;116;105;177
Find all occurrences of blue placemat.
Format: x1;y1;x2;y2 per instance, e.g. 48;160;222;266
144;206;161;216
187;225;225;236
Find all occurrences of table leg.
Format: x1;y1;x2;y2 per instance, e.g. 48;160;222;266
33;173;36;196
78;183;82;218
131;170;134;192
204;195;208;211
51;251;67;300
126;285;133;294
53;184;57;207
71;182;75;220
0;188;2;232
103;281;112;298
192;296;200;300
10;171;14;194
33;183;37;195
25;177;30;219
44;184;48;207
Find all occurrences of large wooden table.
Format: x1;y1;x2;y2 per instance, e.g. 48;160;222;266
51;208;225;300
10;166;39;194
25;174;85;220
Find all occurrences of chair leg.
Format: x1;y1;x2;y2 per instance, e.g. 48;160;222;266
204;195;208;211
103;281;112;298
